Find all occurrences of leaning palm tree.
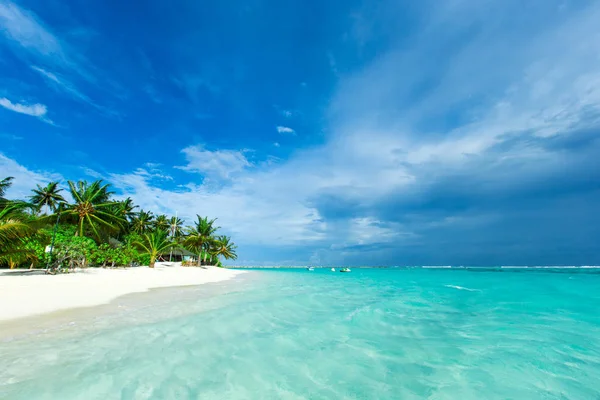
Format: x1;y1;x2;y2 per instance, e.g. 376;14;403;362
131;210;154;234
133;230;172;268
28;181;65;214
60;180;124;240
210;235;238;264
181;216;219;267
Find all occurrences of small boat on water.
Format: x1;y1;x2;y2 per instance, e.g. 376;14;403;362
307;267;315;271
331;268;335;272
340;268;351;273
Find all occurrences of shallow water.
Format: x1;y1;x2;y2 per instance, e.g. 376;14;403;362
1;268;600;399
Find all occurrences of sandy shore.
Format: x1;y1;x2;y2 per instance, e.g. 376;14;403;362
0;263;245;322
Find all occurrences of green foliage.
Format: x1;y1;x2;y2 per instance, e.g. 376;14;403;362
133;230;173;268
60;180;125;240
0;176;14;207
168;216;184;239
210;235;238;262
1;178;239;269
28;182;65;214
51;235;98;271
92;244;123;267
154;214;170;231
130;210;154;234
0;203;38;267
182;216;219;266
20;230;52;267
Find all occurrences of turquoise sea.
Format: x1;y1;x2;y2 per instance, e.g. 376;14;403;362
1;267;600;399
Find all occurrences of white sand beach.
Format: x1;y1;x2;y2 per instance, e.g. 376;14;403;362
0;264;245;322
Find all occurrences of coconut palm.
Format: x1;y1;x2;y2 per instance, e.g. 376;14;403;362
210;235;238;263
116;197;138;222
182;216;219;267
29;181;65;214
60;180;124;240
165;216;184;261
133;230;172;268
154;214;170;231
131;210;154;234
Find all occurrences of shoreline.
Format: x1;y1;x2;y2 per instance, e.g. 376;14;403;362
0;263;247;323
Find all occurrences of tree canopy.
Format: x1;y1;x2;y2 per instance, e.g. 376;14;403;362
0;177;238;271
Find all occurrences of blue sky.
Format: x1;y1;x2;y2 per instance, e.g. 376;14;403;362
1;0;600;266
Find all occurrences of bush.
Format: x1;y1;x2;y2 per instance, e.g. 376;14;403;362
52;236;98;270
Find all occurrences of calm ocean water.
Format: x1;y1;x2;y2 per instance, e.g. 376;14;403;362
1;268;600;399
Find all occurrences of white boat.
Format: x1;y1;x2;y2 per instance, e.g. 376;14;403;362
340;268;351;273
307;267;315;271
331;268;335;272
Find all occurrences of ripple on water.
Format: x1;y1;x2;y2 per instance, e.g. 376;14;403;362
1;269;600;399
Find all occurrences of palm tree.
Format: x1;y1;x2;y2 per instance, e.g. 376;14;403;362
168;216;183;238
182;215;219;267
116;197;138;222
0;176;13;197
210;235;238;264
133;230;172;268
29;182;65;214
60;180;124;240
154;214;170;231
166;215;183;261
131;210;154;234
0;176;14;209
0;205;36;267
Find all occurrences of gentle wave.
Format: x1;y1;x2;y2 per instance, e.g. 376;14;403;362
2;269;600;399
444;284;480;292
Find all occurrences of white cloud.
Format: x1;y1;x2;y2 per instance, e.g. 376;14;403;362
330;1;600;166
0;97;46;117
109;166;327;247
0;1;62;57
0;97;53;124
132;167;172;181
30;66;61;85
82;167;104;179
276;126;295;134
0;1;114;104
273;142;280;147
30;65;118;117
0;153;63;199
131;0;600;260
176;145;252;180
31;66;89;103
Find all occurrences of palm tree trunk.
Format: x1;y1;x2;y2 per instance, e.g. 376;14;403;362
197;253;202;267
149;255;155;268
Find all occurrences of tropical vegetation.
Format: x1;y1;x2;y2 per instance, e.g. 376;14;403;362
0;177;237;272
